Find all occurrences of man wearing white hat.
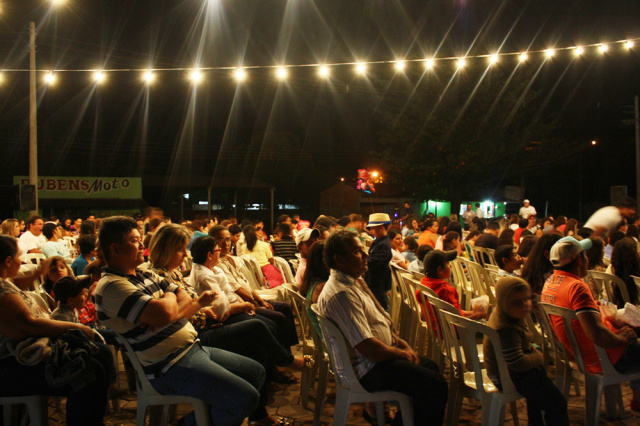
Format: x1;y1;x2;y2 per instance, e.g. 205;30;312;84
542;236;640;410
519;199;537;219
364;213;393;311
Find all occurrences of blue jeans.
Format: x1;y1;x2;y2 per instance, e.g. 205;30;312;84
150;343;264;426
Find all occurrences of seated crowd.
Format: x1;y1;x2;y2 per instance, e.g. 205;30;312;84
1;197;640;426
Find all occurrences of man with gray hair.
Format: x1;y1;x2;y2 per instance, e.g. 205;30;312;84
317;229;447;425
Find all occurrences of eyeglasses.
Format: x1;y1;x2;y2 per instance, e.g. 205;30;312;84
255;227;263;231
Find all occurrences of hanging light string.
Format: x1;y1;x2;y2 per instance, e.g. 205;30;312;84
1;37;637;82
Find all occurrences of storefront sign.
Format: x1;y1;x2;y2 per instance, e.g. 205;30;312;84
13;176;142;199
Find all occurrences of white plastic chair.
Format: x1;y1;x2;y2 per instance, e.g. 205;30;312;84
439;310;523;426
312;307;414;426
400;274;429;356
114;334;212;426
0;395;49;426
538;303;640;425
286;289;330;425
22;253;46;266
457;256;496;305
273;256;295;284
588;271;631;306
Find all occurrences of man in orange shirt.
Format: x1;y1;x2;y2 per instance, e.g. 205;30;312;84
541;236;640;410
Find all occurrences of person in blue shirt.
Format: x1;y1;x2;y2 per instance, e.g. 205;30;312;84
71;234;96;276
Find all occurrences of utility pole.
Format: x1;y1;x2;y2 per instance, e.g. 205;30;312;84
29;22;39;215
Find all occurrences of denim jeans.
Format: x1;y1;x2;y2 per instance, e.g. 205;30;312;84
150;343;264;426
0;342;113;426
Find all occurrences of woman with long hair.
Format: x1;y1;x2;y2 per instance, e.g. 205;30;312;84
389;229;410;269
240;225;284;288
520;233;563;295
299;241;329;335
402;216;420;239
0;235;112;426
610;238;640;308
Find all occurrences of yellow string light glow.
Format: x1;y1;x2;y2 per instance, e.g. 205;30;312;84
3;38;637;85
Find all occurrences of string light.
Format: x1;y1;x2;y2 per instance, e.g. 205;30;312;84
234;67;247;82
44;72;56;85
318;66;330;78
143;70;154;84
93;71;105;84
190;69;203;84
275;66;288;80
0;37;637;87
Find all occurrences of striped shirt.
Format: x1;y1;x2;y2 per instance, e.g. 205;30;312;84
271;237;299;263
317;269;393;379
95;267;197;368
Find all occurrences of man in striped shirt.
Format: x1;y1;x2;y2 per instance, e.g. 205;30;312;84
95;216;264;426
317;230;447;426
270;223;299;265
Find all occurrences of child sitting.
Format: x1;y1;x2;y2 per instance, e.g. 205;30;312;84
420;250;487;320
484;277;568;426
71;234;96;276
51;276;91;323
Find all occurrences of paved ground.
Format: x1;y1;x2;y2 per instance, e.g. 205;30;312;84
38;345;640;426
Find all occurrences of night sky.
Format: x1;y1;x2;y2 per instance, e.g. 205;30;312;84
2;0;640;218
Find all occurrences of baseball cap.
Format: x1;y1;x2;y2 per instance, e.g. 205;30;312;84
423;249;457;278
295;227;320;245
366;213;391;228
523;199;530;204
550;236;592;267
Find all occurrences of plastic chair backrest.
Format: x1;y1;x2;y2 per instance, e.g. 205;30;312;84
473;246;498;267
273;256;294;283
237;257;262;291
588;271;630;306
457;256;496;305
537;302;619;376
631;275;640;298
22;253;46;266
312;306;368;393
114;333;161;395
463;242;475;262
440;310;518;395
241;255;266;289
287;288;325;352
410;270;425;280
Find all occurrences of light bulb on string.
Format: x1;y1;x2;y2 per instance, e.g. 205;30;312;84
318;66;330;78
545;49;555;58
190;69;203;84
394;60;405;71
355;62;367;75
599;44;609;53
489;54;498;65
276;66;288;80
44;72;56;85
626;41;635;49
519;53;528;62
574;47;584;56
143;70;154;84
234;68;247;82
456;58;466;69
